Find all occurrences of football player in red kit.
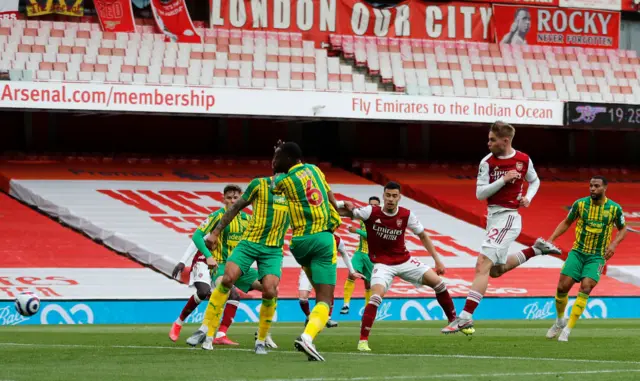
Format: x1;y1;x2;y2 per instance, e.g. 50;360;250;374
340;182;457;352
442;121;560;335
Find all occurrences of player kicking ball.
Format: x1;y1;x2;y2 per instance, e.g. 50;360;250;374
340;181;457;352
198;176;290;354
272;141;361;361
545;176;627;342
442;121;561;336
341;197;378;314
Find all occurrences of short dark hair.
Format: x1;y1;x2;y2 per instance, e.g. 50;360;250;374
591;176;608;186
223;184;242;194
369;196;381;203
279;142;303;161
384;181;401;192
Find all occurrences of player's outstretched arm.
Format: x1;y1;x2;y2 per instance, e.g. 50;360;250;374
417;231;445;275
193;229;213;259
337;239;363;279
548;218;573;242
211;198;251;237
172;241;199;278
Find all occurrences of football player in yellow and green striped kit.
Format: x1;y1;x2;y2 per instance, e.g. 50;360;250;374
272;141;361;362
340;196;379;314
200;176;290;355
545;176;627;342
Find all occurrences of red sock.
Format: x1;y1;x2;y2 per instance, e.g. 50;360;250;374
178;295;199;321
299;299;311;317
360;295;381;341
522;247;536;260
462;290;483;315
218;301;238;334
435;290;457;323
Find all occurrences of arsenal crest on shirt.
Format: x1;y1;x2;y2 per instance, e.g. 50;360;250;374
396;219;403;227
516;162;524;171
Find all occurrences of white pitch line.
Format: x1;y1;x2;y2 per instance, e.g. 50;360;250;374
2;342;640;366
229;369;640;381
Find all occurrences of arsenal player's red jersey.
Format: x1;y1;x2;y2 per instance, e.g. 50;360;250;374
353;205;424;266
477;150;537;210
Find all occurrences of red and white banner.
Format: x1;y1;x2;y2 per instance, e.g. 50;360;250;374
493;5;620;49
210;0;495;43
0;82;565;126
150;0;201;43
0;0;18;20
462;0;633;11
94;0;136;33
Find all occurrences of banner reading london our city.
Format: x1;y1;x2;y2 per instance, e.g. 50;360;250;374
209;0;495;43
493;4;620;48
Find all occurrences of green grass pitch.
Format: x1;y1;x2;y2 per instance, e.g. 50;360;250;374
1;320;640;381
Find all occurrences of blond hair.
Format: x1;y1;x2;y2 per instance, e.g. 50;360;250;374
490;121;515;139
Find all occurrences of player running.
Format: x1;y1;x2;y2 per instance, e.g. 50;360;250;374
272;141;361;361
341;196;379;314
198;176;290;354
298;234;353;327
442;121;561;335
340;181;457;352
169;185;251;345
545;176;627;342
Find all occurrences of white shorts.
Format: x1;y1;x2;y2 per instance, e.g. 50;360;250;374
371;257;431;291
298;269;313;292
189;262;212;286
481;210;522;265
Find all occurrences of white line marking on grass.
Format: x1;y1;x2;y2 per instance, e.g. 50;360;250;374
229;369;640;381
2;342;640;366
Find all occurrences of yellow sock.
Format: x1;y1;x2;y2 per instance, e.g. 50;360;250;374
567;292;589;329
364;289;372;305
343;279;355;305
555;291;569;320
204;283;230;337
303;301;330;340
258;297;277;341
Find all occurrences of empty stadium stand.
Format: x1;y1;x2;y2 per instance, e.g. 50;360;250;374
0;19;378;92
330;34;640;102
1;17;640;102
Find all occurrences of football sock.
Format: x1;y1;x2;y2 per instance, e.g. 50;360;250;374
555;291;569;321
343;279;355;306
178;294;200;322
567;292;589;329
204;283;230;338
364;289;372;305
299;299;311;317
433;282;457;322
258;297;277;341
460;290;483;319
303;301;330;341
360;295;382;341
217;300;239;336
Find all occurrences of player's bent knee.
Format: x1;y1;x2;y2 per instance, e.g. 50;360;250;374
489;265;506;278
197;289;211;301
475;254;494;275
370;284;386;297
